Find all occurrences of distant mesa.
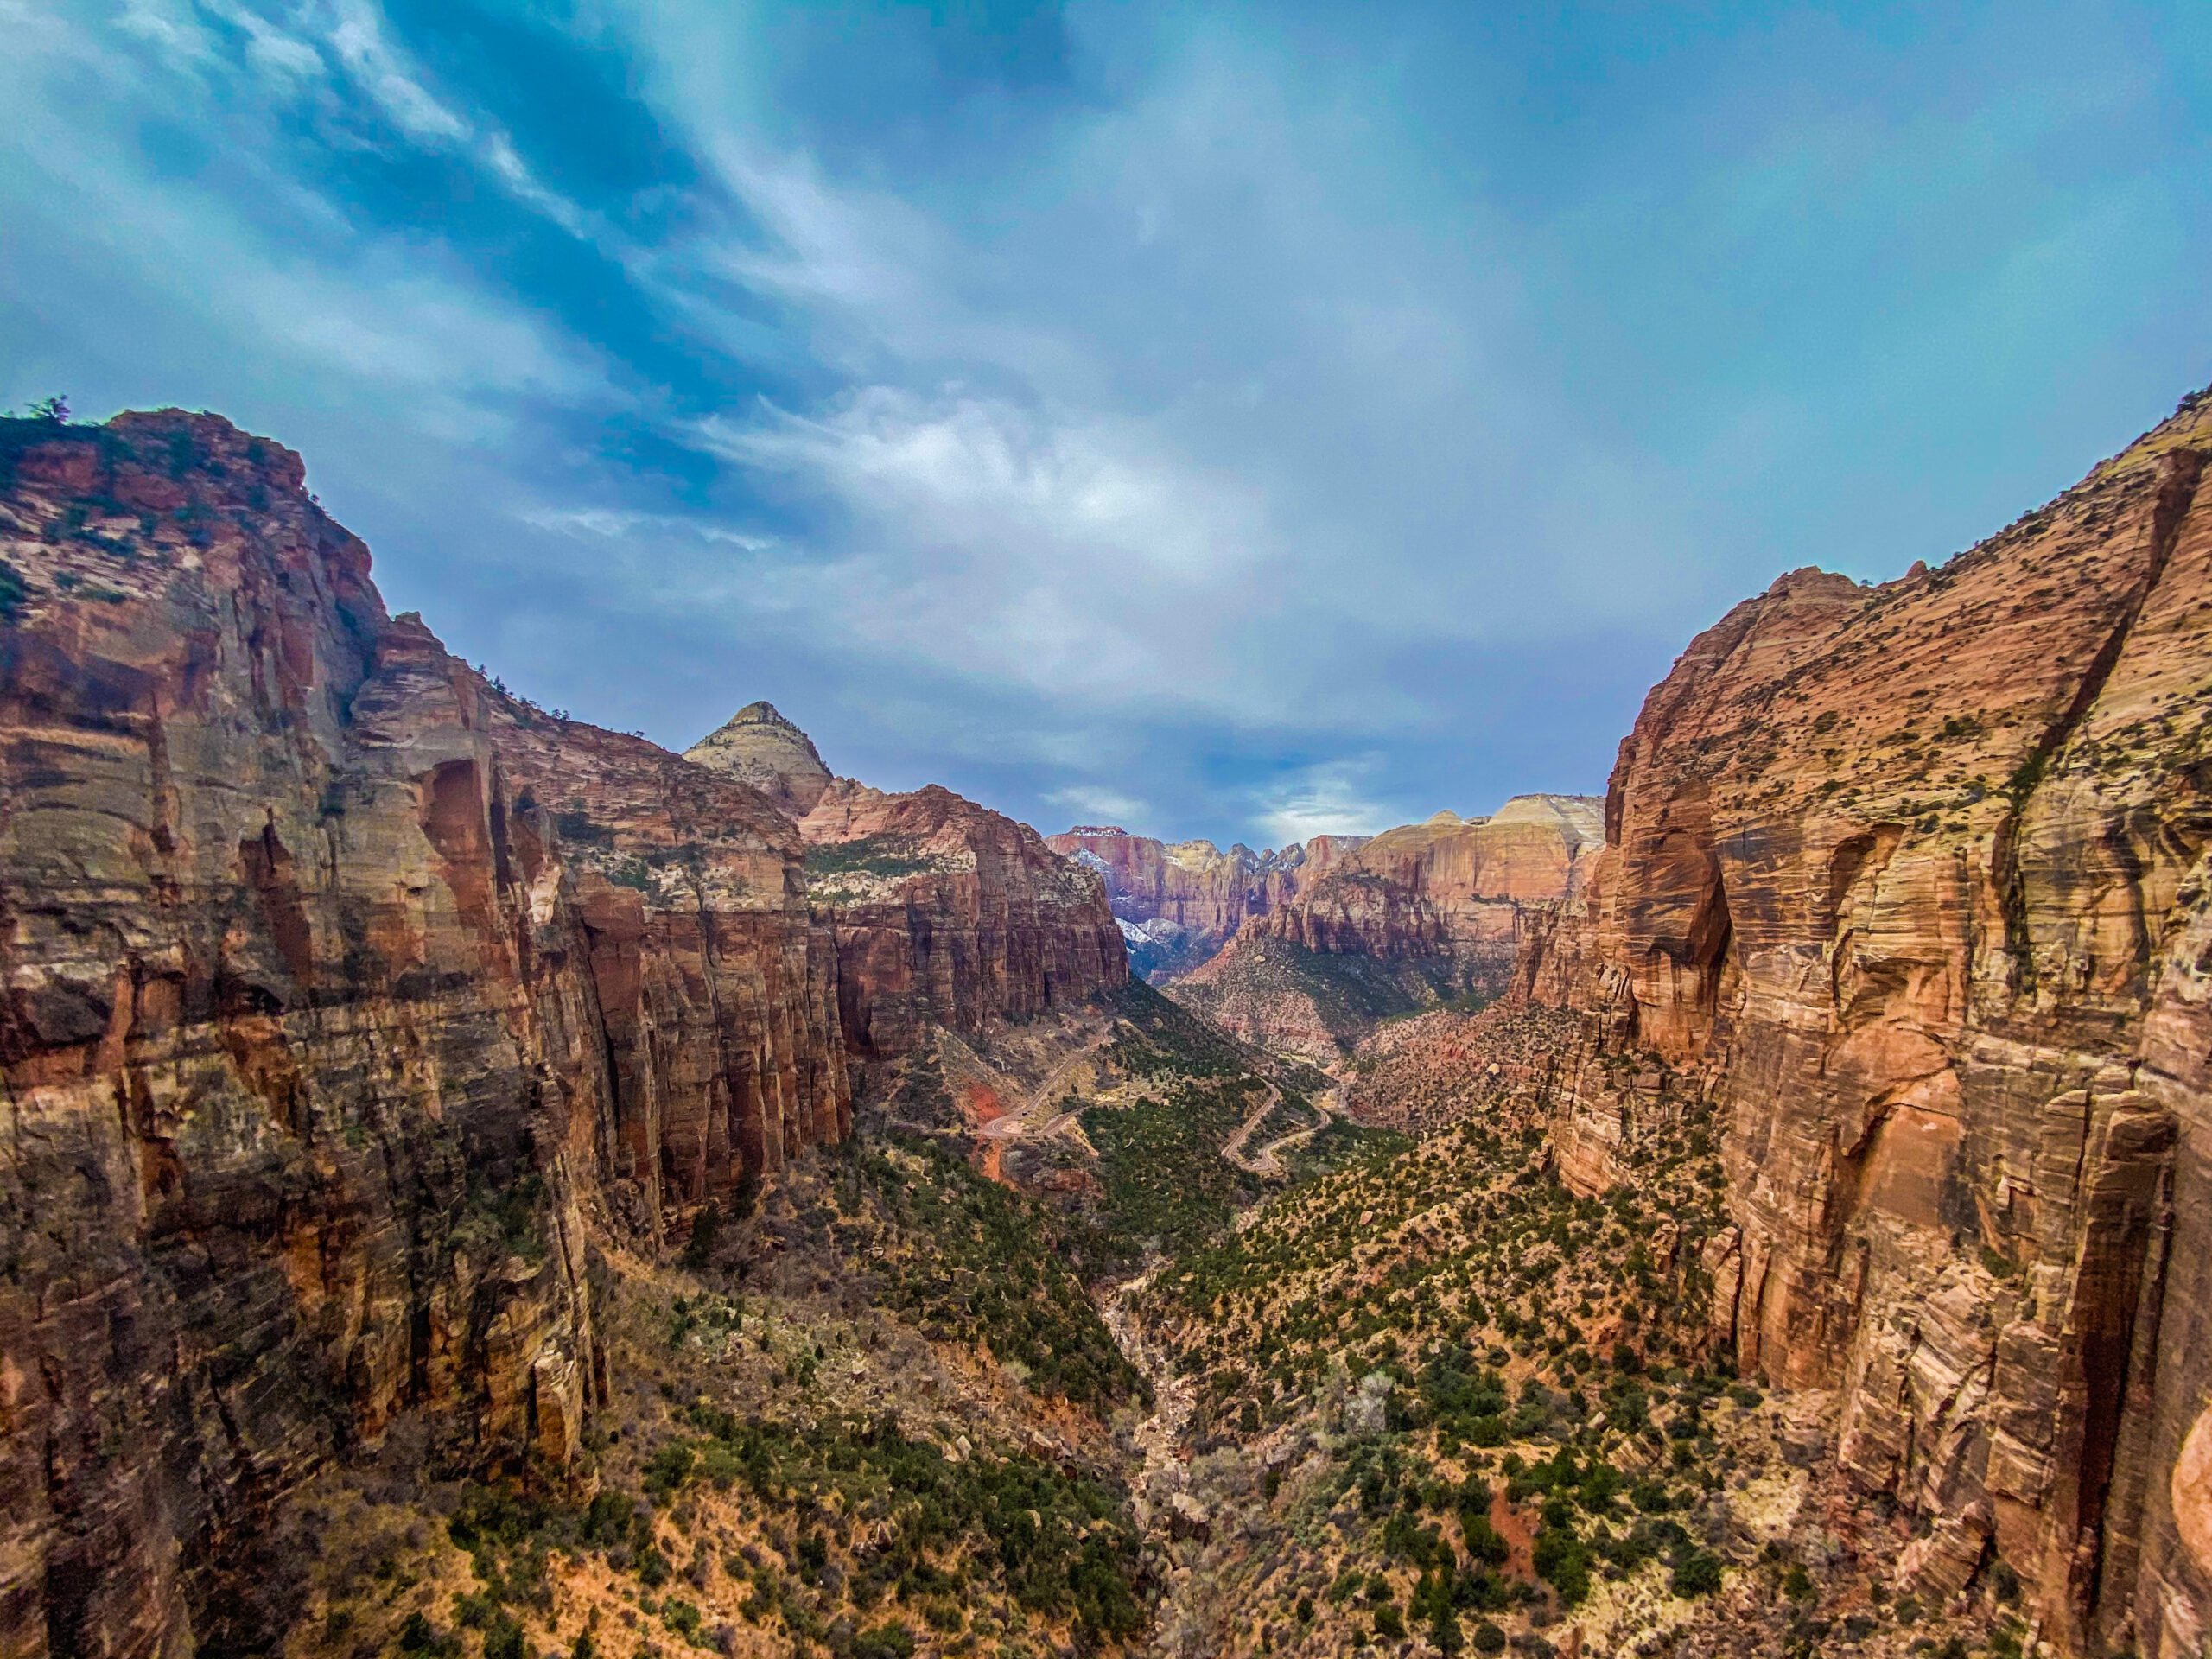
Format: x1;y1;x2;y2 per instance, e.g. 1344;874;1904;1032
683;699;834;816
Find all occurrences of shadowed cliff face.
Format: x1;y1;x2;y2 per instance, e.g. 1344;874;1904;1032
1513;391;2212;1654
804;781;1128;1058
0;411;852;1658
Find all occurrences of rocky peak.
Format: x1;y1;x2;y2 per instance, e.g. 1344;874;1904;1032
1486;792;1605;842
683;698;833;816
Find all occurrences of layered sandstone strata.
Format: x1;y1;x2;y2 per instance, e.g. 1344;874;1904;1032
683;699;833;815
804;781;1127;1058
0;412;849;1657
1510;391;2212;1655
1252;796;1602;970
1043;826;1365;970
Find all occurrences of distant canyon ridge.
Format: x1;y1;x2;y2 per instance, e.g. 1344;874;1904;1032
1047;798;1600;973
1046;798;1603;1057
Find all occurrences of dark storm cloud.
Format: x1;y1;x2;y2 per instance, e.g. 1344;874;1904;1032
3;0;2207;845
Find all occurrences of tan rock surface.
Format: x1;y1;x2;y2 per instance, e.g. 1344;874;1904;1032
681;698;833;814
1499;388;2212;1654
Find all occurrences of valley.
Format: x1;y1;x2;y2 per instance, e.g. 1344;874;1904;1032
3;383;2210;1659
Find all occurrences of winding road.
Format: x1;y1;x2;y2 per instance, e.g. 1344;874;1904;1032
1221;1082;1343;1179
974;1049;1100;1141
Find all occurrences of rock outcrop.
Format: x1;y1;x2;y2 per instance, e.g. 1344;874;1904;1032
1252;795;1603;972
1164;796;1603;1058
683;699;833;815
0;411;853;1657
1505;389;2212;1655
804;782;1127;1059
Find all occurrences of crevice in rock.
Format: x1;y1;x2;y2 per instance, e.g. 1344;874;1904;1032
1992;449;2207;989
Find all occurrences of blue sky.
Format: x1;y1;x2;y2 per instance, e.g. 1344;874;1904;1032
3;2;2207;846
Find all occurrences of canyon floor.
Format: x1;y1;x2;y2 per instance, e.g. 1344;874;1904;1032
250;986;2035;1659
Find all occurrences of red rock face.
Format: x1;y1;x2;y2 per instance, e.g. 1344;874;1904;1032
1042;827;1323;964
805;782;1127;1058
1250;799;1602;974
1511;393;2212;1654
0;412;849;1656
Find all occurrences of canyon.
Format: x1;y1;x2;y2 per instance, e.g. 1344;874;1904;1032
1163;797;1603;1059
2;381;2209;1659
1048;800;1599;995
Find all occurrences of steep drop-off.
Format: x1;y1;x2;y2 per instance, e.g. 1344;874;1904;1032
803;780;1127;1059
0;410;1119;1657
1502;390;2212;1655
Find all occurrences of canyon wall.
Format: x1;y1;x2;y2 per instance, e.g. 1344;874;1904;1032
1251;795;1602;969
1042;826;1367;975
804;782;1128;1059
1510;391;2212;1656
0;411;860;1658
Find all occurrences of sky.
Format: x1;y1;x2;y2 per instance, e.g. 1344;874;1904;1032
3;2;2208;848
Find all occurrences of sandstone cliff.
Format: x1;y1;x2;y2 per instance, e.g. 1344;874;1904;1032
682;699;832;815
1167;796;1601;1058
1507;389;2212;1655
1042;826;1365;976
1253;795;1602;969
0;411;850;1657
804;781;1127;1058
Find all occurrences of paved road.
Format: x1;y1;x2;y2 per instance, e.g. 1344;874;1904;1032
974;1051;1097;1141
1224;1084;1343;1178
1217;1082;1282;1173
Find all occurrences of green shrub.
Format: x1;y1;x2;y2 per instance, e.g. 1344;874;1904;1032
851;1624;918;1659
1670;1550;1724;1599
1532;1526;1592;1606
661;1600;702;1643
682;1202;721;1271
643;1443;695;1499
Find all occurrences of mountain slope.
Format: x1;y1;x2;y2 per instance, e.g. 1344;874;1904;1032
1494;388;2212;1653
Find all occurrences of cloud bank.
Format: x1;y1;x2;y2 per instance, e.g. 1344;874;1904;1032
3;0;2206;843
